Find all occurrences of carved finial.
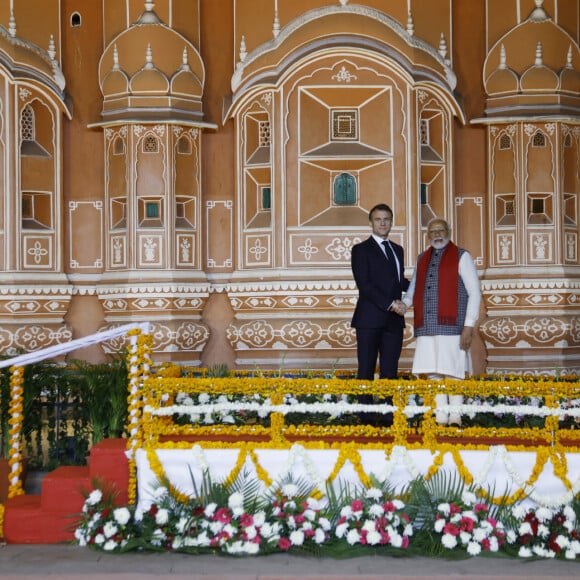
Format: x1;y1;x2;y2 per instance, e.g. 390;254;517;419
48;34;56;60
565;44;574;68
273;0;280;38
499;44;507;69
145;43;154;69
182;47;188;66
339;0;349;5
239;35;247;62
113;45;120;69
406;11;414;36
145;0;155;11
528;0;549;22
438;32;448;59
535;41;543;66
8;8;16;37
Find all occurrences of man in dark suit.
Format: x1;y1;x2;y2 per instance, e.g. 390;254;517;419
351;203;409;383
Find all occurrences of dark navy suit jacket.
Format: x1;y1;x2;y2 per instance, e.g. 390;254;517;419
351;236;409;330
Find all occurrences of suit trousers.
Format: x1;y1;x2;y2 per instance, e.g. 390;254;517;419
355;326;403;380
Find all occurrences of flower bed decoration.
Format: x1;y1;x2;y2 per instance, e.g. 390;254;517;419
74;471;580;560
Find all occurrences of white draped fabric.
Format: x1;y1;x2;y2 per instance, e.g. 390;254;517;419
134;446;580;511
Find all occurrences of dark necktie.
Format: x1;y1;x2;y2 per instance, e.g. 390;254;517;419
382;240;399;279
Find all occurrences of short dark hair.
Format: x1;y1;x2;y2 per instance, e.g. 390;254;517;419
369;203;393;221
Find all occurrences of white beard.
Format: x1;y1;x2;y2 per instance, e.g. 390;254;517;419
431;238;450;250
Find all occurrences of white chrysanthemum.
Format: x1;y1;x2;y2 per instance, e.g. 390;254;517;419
506;530;517;544
87;489;103;505
209;521;223;534
113;507;131;526
198;392;210;404
134;507;144;522
361;520;376;533
434;519;445;533
565;549;578;560
369;504;384;517
459;531;471;545
171;537;184;550
535;507;553;522
404;524;413;537
228;492;244;509
555;534;569;549
224;523;237;537
103;522;118;539
155;508;169;525
518;522;532;535
489;536;499;552
390;533;403;548
537;524;550;538
532;544;548;557
467;541;481;556
366;487;382;500
366;530;382;545
245;542;260;555
103;539;118;551
437;503;451;516
518;546;532;558
346;529;361;545
303;509;317;522
175;517;188;534
335;522;348;538
290;530;305;546
281;484;299;498
472;528;487;542
340;506;353;518
392;499;405;510
319;517;331;531
153;486;168;500
253;511;266;527
94;533;105;545
511;504;527;519
314;528;326;544
461;491;477;506
204;503;217;517
563;505;576;521
222;414;235;424
260;522;275;538
246;526;258;540
569;539;580;554
306;497;322;510
196;531;210;546
441;533;458;549
287;515;296;529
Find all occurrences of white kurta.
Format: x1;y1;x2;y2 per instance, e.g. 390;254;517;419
402;249;481;379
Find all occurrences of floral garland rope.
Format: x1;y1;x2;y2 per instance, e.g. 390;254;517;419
7;366;25;499
126;328;153;505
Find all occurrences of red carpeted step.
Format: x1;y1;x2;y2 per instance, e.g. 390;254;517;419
40;465;91;512
88;438;130;504
3;494;78;543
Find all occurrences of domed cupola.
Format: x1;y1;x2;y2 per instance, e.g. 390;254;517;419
129;43;169;94
482;0;580;117
97;0;209;126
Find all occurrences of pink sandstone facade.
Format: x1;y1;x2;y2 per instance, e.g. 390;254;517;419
0;0;578;375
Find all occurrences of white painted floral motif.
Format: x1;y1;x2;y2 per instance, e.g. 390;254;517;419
297;238;319;260
249;238;268;262
331;65;358;83
144;238;157;262
27;240;49;264
325;237;359;260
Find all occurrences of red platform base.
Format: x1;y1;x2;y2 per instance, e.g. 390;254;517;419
2;438;129;544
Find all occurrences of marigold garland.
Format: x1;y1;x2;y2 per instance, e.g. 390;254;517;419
7;366;25;499
126;328;153;504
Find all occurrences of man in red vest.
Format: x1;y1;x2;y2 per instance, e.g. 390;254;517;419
399;218;481;425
